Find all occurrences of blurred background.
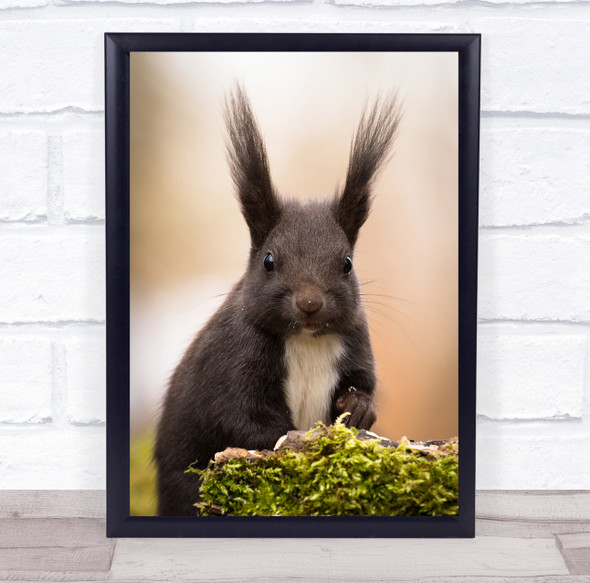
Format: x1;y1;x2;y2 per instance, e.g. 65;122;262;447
129;51;458;514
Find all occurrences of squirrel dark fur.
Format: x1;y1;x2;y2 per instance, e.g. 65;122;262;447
154;87;401;516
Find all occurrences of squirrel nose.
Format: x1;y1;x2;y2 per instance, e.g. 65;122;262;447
295;292;324;315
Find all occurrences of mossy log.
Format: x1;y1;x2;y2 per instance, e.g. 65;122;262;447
189;418;459;517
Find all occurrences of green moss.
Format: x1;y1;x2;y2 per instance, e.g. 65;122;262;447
191;419;458;517
130;431;158;516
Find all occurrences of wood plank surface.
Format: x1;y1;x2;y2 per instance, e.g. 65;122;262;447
0;517;114;577
555;533;590;576
476;491;590;521
0;570;109;582
475;491;590;539
109;537;570;581
0;544;112;572
2;490;590;583
7;578;585;583
556;533;590;549
0;491;105;519
419;578;590;583
477;518;590;538
0;518;107;548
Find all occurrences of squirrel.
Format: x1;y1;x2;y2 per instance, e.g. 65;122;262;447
154;86;401;516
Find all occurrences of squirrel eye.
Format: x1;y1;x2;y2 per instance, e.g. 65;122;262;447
263;252;275;272
343;256;353;274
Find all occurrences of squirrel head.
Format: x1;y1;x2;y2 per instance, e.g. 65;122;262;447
224;86;401;337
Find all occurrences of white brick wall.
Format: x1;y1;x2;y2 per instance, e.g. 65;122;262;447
0;1;589;490
0;230;105;323
65;337;106;424
480;126;590;227
0;339;52;424
479;234;590;322
0;19;180;113
62;131;105;221
477;332;586;420
0;132;47;221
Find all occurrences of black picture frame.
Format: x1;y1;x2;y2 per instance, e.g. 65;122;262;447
106;32;480;538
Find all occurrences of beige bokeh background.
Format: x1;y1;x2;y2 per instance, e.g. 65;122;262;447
130;51;458;443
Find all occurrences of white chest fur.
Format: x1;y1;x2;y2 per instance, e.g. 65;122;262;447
283;333;345;431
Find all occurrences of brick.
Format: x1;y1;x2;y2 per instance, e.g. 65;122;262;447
477;433;590;489
334;0;587;4
66;337;106;424
0;338;52;423
477;333;586;420
190;17;589;115
0;230;105;323
193;18;460;34
0;427;105;489
0;0;50;6
479;235;590;322
62;131;105;221
332;0;456;5
480;127;590;227
0;132;47;221
476;18;590;115
68;0;289;3
0;19;179;113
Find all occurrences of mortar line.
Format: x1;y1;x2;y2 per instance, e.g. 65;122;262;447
51;341;68;428
47;134;65;225
480;217;590;231
0;320;106;330
326;0;590;8
0;108;103;119
1;108;588;124
481;110;590;121
479;224;590;237
478;319;590;328
477;413;583;423
583;335;590;424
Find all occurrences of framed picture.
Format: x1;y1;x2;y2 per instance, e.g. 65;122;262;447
106;33;480;537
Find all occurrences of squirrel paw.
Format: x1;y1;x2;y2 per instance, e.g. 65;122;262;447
335;389;376;430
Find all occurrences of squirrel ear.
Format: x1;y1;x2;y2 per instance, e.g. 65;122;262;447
225;86;280;250
335;93;402;245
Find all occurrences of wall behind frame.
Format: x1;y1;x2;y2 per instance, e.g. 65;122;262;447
0;1;588;491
